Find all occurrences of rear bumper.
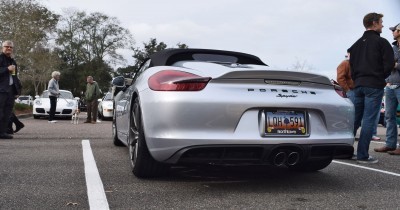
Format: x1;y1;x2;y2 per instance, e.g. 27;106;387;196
164;143;353;165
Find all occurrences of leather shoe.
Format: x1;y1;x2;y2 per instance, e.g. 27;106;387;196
388;149;400;155
374;146;396;153
15;123;24;133
0;133;13;139
6;129;13;134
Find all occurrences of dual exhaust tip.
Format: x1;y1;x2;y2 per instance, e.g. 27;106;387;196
273;151;300;166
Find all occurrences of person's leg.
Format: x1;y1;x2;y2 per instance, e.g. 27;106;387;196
12;112;24;133
92;100;98;122
357;87;384;160
347;89;355;104
8;112;14;132
0;92;8;134
353;87;364;136
383;88;398;148
372;103;381;138
49;96;57;121
2;91;14;137
86;101;92;122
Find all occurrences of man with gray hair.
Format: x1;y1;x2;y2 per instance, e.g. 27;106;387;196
84;76;100;124
0;40;20;139
48;71;60;123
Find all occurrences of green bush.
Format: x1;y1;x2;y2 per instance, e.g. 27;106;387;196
14;103;32;111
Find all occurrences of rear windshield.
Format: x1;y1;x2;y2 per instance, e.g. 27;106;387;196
19;96;30;100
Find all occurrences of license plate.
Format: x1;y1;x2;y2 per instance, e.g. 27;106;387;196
264;110;308;136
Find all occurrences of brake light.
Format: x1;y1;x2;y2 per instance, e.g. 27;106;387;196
148;70;211;91
330;79;347;98
334;85;347;98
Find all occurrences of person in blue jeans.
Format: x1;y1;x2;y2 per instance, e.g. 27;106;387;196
348;13;394;164
371;101;382;141
375;23;400;155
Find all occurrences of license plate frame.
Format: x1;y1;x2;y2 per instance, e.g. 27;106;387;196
263;110;308;136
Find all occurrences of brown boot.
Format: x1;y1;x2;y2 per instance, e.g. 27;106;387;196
387;149;400;155
374;146;396;153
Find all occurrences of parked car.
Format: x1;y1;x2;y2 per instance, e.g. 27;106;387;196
112;48;354;178
97;92;113;120
78;98;87;112
33;90;79;119
15;95;33;106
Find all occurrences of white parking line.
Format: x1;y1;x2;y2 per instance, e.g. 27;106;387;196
332;160;400;177
82;140;110;210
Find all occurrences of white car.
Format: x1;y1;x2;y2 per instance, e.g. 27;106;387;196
33;90;79;119
98;92;113;119
15;95;33;106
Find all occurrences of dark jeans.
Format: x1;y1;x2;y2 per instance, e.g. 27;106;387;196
353;87;384;160
86;100;98;122
49;96;57;121
8;112;23;131
0;90;15;134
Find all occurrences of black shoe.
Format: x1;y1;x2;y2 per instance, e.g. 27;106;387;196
0;133;13;139
14;123;24;133
6;129;13;134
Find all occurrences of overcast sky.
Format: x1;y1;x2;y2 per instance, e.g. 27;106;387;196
41;0;400;79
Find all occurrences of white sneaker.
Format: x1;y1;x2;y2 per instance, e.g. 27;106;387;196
48;120;57;123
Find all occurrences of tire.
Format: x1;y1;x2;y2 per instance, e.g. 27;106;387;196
289;158;332;172
129;97;169;178
112;108;124;147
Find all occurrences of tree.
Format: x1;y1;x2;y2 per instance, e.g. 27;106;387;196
0;0;59;95
56;9;134;96
21;45;62;95
290;58;314;72
115;38;188;76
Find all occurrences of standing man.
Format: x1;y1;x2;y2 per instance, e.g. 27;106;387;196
348;13;395;164
84;76;100;124
48;71;61;123
375;23;400;155
0;40;20;139
336;52;355;103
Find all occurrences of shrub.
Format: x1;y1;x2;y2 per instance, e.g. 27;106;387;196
14;103;32;111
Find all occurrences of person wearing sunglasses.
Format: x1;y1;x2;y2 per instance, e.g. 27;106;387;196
375;23;400;156
0;40;21;139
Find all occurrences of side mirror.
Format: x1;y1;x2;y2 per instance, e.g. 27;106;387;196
35;95;39;99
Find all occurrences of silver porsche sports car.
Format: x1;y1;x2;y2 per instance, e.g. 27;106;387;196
112;48;354;178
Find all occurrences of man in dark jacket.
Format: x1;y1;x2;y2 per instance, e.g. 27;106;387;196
0;40;21;139
348;13;395;163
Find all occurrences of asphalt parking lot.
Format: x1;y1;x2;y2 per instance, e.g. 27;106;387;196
0;115;399;209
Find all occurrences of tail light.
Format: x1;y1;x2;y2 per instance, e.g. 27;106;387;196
148;70;211;91
334;85;347;98
330;80;347;98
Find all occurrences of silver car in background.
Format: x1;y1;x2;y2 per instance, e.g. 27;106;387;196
112;48;354;178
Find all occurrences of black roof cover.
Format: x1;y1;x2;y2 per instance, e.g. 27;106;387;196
148;48;267;67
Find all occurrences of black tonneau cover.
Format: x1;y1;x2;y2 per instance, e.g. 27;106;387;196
148;48;267;67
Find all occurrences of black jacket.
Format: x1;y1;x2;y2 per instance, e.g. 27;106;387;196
348;30;394;89
0;53;21;94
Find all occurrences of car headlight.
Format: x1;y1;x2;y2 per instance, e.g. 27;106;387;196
66;101;75;107
35;100;42;105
